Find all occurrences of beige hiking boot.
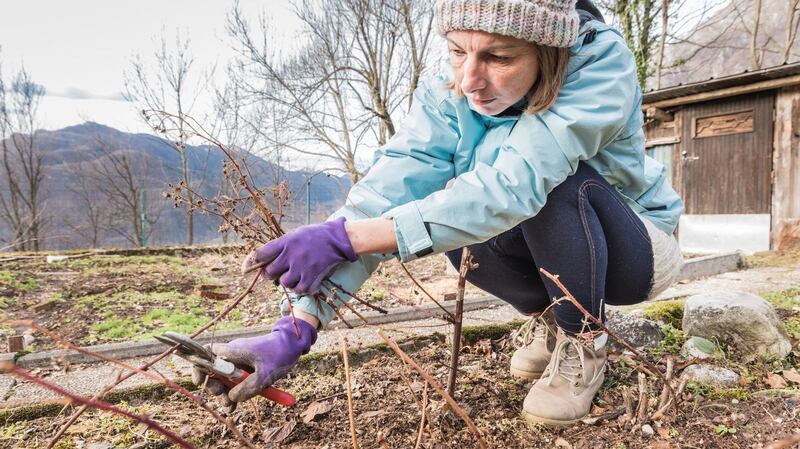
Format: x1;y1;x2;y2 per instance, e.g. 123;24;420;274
521;330;607;426
509;310;557;380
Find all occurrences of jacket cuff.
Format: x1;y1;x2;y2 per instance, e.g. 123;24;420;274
383;201;434;262
280;293;336;329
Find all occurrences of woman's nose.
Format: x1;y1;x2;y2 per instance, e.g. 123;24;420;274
460;57;486;94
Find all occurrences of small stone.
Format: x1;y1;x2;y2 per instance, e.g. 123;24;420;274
681;336;719;360
606;309;663;350
682;364;740;388
641;424;655;436
683;291;792;360
30;299;59;313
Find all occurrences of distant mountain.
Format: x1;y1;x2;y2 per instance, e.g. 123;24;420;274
651;0;800;91
1;122;350;250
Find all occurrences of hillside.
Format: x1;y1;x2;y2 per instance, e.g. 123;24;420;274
1;122;349;250
652;0;800;91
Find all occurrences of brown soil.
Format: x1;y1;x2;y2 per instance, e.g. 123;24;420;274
4;335;799;449
1;253;475;349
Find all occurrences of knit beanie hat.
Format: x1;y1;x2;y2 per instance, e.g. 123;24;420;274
435;0;580;48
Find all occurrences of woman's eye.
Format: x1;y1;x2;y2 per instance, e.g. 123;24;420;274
490;54;511;63
449;49;465;57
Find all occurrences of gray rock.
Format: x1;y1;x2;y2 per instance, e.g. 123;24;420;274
606;309;663;351
682;291;792;360
682;364;740;388
680;336;720;360
641;424;655;436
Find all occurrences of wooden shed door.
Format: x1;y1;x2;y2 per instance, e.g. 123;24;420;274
680;92;774;214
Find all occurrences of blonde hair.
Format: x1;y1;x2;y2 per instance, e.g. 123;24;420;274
450;44;571;114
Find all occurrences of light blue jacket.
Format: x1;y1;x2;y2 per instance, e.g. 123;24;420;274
286;20;684;326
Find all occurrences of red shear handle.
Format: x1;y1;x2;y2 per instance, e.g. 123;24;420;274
209;372;296;406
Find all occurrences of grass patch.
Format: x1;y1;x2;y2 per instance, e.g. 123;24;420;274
784;316;800;340
642;299;685;329
0;270;38;294
761;288;800;311
91;318;139;340
80;291;242;343
61;255;187;271
747;246;800;268
648;323;685;357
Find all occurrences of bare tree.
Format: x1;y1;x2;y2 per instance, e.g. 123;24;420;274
0;60;46;251
750;0;763;69
782;0;800;63
226;0;435;184
654;0;670;89
87;139;164;247
124;32;209;245
63;160;109;248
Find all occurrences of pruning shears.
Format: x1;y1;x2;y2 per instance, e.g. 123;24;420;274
155;331;296;406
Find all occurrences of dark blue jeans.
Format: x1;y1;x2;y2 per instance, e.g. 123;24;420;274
446;163;654;334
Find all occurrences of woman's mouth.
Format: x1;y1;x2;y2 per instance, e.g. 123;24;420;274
470;97;495;106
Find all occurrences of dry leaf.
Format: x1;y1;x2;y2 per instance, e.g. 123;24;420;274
781;369;800;384
301;401;333;423
767;372;788;389
554;437;573;448
656;426;671;439
363;356;381;368
262;420;296;444
359;410;388;420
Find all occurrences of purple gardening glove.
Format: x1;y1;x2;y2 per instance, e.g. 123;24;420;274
248;216;358;295
191;316;317;408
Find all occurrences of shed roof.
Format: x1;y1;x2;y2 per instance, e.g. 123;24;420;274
642;61;800;105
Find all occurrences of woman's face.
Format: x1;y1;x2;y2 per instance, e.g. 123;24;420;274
447;30;539;116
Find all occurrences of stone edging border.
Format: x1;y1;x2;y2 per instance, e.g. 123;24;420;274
2;251;744;368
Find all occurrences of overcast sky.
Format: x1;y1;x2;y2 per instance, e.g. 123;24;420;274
0;0;301;133
0;0;723;136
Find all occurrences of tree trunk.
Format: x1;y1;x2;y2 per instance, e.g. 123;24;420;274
751;0;763;70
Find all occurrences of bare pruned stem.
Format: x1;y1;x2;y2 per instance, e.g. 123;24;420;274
46;269;263;449
414;382;429;449
377;330;487;449
337;329;359;449
447;247;474;397
4;320;256;449
3;363;196;449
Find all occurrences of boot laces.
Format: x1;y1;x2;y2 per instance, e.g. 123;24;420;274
545;336;597;387
513;314;551;347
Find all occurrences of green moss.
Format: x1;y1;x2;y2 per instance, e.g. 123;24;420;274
684;383;751;401
462;320;526;345
642;299;685;329
761;288;800;311
0;379;198;424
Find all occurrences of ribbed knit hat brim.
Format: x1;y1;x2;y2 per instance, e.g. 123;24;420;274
435;0;580;48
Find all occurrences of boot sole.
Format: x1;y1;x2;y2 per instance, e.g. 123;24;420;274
509;367;543;381
520;410;581;427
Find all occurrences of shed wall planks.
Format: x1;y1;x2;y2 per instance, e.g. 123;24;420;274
771;86;800;250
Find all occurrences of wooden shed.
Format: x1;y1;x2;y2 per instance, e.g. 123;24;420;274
642;62;800;254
